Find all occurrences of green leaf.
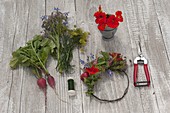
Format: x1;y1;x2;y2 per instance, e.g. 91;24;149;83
21;57;29;63
49;40;56;53
101;51;109;60
96;61;106;66
38;47;50;64
10;57;19;69
32;67;42;78
10;35;52;76
41;38;49;47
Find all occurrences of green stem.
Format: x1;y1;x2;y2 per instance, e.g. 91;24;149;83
66;49;71;62
50;35;60;63
30;41;49;75
49;35;62;73
20;51;47;77
35;67;41;79
66;47;73;63
56;35;60;62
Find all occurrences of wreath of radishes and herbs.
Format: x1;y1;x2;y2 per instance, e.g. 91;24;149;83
80;52;129;102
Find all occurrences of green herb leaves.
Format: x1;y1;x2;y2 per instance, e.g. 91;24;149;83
10;35;54;77
84;74;99;95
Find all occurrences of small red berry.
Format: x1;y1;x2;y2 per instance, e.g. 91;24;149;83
80;72;89;81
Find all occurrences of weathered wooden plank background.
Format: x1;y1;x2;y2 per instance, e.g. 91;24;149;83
0;0;170;113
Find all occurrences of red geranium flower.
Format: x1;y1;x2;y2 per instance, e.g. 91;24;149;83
116;11;122;16
94;12;107;24
115;11;123;22
98;23;107;31
107;15;119;28
94;5;123;31
85;66;99;75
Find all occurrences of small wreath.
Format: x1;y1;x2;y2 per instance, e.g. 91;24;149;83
80;51;129;102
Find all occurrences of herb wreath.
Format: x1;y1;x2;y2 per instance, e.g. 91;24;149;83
80;52;129;102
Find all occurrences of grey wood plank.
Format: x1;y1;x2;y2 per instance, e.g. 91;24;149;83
150;0;170;112
19;0;46;113
0;1;4;62
123;0;160;112
0;0;46;113
122;0;170;113
0;0;170;113
45;1;83;113
0;1;17;113
152;0;170;60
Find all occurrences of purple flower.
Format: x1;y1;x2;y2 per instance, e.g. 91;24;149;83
106;69;113;77
62;21;68;26
41;15;48;20
64;12;69;16
90;53;95;59
84;63;90;68
80;59;85;65
54;7;60;11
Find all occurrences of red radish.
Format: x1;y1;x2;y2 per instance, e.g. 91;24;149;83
37;77;47;95
80;72;89;81
47;75;55;89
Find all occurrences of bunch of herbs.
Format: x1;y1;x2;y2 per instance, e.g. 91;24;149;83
42;9;89;74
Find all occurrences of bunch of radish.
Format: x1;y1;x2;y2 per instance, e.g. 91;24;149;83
10;35;57;96
37;75;56;96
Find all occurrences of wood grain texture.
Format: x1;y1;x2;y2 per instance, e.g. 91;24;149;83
0;1;16;113
0;0;45;113
19;0;46;113
123;0;160;113
0;0;170;113
151;0;170;112
123;0;170;113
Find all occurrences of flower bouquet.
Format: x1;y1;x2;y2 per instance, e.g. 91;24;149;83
94;5;123;40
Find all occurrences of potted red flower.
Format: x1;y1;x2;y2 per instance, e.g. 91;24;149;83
94;5;123;40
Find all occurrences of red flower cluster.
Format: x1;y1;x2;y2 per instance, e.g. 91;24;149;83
80;66;99;81
85;66;99;75
94;5;123;31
